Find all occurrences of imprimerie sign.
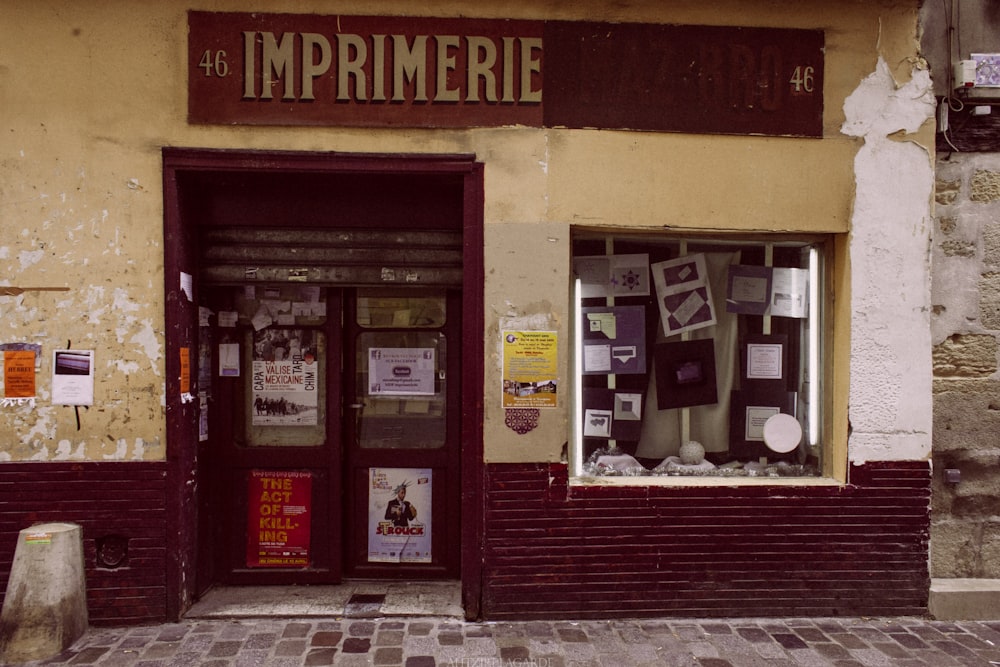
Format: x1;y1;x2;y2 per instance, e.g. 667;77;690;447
189;12;824;137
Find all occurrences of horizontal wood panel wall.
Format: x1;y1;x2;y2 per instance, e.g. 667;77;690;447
0;462;169;626
483;462;930;619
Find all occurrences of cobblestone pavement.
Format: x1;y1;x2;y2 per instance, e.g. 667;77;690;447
18;616;1000;667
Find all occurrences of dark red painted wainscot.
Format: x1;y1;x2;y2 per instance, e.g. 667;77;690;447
0;462;168;626
482;461;930;619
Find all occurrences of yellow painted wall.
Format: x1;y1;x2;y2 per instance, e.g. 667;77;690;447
1;1;927;463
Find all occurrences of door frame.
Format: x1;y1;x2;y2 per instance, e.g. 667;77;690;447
162;148;485;620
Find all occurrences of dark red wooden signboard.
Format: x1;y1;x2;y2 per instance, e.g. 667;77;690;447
188;12;544;129
189;11;823;137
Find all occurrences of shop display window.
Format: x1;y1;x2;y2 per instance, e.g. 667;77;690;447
570;231;831;479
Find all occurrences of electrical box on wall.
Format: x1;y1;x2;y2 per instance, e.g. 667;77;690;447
955;54;1000;101
954;60;978;88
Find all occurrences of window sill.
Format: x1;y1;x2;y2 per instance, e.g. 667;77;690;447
569;474;843;488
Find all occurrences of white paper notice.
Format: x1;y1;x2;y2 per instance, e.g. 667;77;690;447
219;343;240;377
587;312;617;339
180;272;193;302
731;275;769;303
574;254;650;298
747;343;783;380
251;305;273;331
584;344;612;372
369;348;436;396
745;406;780;441
52;350;95;406
771;268;809;318
672;290;708;327
583;409;613;437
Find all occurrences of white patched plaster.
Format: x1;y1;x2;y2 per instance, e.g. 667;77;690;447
104;438;129;460
111;287;141;343
130;319;162;371
0;247;8;259
112;288;141;317
499;313;557;331
18;249;44;270
130;438;149;460
841;57;935;463
18;406;56;445
113;360;141;374
54;440;86;460
83;286;107;324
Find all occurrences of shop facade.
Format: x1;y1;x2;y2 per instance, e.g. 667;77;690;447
1;1;935;624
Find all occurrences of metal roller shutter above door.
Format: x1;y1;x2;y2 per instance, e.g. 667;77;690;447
200;227;463;288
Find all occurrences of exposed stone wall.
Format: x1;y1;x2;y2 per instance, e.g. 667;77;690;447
932;154;1000;577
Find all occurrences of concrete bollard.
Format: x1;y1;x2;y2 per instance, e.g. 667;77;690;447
0;522;88;664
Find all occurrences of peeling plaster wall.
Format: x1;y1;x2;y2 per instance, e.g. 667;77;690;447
0;127;166;462
842;59;937;464
2;1;933;468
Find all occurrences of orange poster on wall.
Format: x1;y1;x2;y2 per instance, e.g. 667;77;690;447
179;347;191;395
4;350;36;398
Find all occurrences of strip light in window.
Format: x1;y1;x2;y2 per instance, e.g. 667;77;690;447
808;247;820;446
573;277;584;476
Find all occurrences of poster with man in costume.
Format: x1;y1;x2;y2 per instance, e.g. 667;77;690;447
368;467;432;563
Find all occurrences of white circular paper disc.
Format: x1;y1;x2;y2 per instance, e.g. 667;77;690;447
762;413;802;453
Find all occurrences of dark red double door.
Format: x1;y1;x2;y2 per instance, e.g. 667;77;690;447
201;286;462;586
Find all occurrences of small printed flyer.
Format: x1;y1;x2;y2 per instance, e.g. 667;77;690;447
3;349;36;400
368;468;432;564
368;348;436;396
502;330;558;408
52;349;95;406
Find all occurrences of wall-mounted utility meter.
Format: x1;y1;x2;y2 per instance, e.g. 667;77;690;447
954;59;978;88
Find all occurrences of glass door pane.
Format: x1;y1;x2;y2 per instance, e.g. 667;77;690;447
242;328;327;447
354;331;447;450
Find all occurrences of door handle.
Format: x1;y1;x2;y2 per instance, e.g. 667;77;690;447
349;403;365;409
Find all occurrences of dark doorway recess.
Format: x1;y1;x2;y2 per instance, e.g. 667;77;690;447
162;148;485;621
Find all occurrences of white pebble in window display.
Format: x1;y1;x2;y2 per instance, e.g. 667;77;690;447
679;440;705;465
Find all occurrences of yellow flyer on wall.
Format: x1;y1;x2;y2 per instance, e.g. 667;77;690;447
502;331;558;408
